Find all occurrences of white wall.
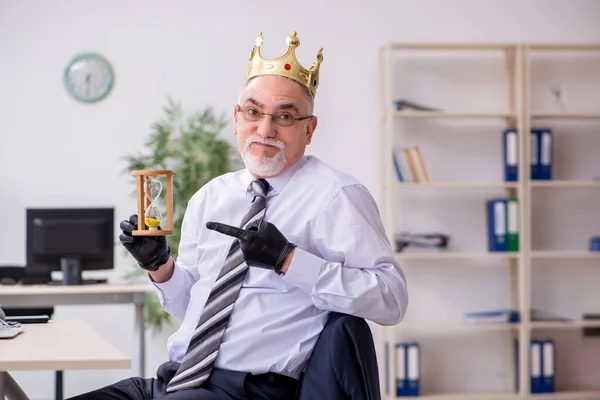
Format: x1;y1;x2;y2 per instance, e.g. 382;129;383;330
1;0;599;398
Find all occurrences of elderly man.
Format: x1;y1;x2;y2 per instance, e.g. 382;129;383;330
70;31;408;400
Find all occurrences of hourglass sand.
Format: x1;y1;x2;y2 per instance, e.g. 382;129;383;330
131;170;175;236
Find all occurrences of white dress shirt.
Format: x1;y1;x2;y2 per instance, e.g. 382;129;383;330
152;155;408;379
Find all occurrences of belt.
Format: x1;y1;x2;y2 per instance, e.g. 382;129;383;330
250;371;299;392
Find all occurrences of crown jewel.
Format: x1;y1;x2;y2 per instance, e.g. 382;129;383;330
245;31;324;97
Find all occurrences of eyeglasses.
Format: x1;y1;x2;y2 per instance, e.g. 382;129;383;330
237;106;313;127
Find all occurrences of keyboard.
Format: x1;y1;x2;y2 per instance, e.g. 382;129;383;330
46;278;108;285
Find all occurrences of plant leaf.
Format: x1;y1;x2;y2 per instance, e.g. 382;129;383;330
121;98;239;334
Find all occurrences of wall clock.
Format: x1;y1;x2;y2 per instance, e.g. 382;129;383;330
63;52;114;103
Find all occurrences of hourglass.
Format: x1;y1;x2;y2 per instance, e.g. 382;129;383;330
131;170;175;236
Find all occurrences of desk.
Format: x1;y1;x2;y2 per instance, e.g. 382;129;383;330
0;320;131;400
0;283;154;378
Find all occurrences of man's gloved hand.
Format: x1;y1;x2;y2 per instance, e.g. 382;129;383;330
119;214;170;271
206;220;296;274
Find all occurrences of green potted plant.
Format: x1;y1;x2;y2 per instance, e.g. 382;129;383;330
122;97;241;333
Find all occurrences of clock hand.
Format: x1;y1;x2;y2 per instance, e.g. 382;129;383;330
85;73;91;95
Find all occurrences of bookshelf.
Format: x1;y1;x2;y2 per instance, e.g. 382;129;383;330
379;43;600;399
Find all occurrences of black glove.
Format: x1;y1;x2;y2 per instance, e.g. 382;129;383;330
206;220;296;274
119;214;170;271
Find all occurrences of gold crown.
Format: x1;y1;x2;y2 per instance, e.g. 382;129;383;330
245;31;324;97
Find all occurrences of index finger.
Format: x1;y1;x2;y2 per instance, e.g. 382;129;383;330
206;222;254;242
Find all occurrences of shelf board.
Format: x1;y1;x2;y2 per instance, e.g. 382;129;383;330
396;182;519;189
531;251;600;259
393;181;600;189
396;320;600;330
530;180;600;188
390;111;515;119
416;390;600;400
396;252;519;260
397;321;519;331
531;320;600;329
397;320;600;331
384;42;600;51
526;390;600;399
387;42;516;51
412;392;518;400
394;390;600;399
422;391;600;400
530;112;600;119
528;43;600;51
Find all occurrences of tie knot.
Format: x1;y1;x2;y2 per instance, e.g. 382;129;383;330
251;179;269;198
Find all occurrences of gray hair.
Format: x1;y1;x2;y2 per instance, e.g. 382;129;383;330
239;76;314;114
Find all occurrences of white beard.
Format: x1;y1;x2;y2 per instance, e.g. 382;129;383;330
242;136;287;177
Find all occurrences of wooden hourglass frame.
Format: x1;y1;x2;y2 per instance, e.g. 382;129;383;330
131;170;175;236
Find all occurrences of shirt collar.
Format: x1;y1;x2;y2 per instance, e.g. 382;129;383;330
241;156;309;198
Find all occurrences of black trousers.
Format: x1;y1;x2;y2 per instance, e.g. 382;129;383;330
67;361;300;400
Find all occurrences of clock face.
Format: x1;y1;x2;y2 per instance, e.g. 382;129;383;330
63;52;114;103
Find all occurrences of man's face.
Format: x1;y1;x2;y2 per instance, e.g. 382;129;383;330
233;75;318;178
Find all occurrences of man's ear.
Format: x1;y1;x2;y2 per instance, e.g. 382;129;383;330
233;105;239;135
305;116;318;145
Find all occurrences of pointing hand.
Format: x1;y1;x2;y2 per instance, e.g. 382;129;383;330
206;220;295;274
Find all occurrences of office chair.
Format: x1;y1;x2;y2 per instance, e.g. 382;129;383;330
0;266;54;316
0;265;63;400
297;312;381;400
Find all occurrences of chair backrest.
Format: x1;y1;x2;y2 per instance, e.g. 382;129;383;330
297;312;381;400
0;265;27;283
0;265;55;317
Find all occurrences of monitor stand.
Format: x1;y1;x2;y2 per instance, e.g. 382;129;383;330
60;256;83;285
50;257;108;285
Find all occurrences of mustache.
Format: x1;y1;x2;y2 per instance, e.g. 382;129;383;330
244;136;284;150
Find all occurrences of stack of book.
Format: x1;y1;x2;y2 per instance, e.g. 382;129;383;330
393;146;430;183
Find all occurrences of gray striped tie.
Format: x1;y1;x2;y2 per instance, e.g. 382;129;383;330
166;179;270;393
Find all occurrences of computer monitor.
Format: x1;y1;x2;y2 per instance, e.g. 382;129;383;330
26;208;115;285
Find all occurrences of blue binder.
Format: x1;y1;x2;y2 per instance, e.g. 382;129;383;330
503;128;518;181
590;237;600;251
515;339;543;393
539;128;553;180
486;199;507;251
504;128;553;181
530;128;539;179
531;128;552;180
385;342;390;395
396;342;420;397
465;309;520;323
541;340;556;393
